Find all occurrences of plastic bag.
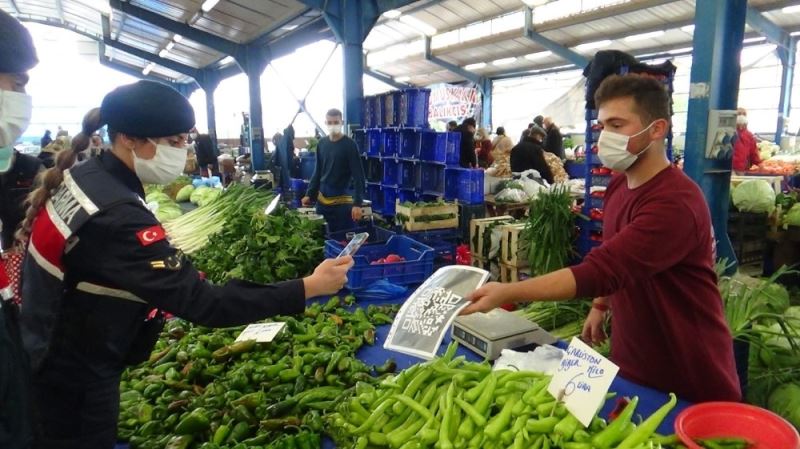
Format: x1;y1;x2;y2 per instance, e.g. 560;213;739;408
493;345;566;375
518;169;548;199
354;280;408;302
495;188;529;203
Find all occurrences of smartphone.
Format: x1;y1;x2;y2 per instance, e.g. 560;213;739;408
337;232;369;258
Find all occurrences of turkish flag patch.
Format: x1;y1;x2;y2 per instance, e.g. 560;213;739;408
136;225;166;246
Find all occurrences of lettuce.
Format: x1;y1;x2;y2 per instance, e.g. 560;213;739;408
732;180;776;214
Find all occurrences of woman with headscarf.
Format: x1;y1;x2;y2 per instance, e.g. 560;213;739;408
475;127;493;168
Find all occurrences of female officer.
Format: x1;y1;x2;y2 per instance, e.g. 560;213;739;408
17;80;352;449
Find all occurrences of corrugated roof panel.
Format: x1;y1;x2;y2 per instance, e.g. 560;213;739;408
130;0;189;21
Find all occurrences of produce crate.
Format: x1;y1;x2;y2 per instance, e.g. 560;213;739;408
469;216;514;259
382;129;400;157
353;130;366;156
445;168;484;204
420;131;447;164
590;174;612;187
421;163;445;196
399;129;422;159
395;200;459;232
565;161;586;179
404;229;458;269
471;256;500;281
368;184;384;212
398;189;420;204
500;223;528;268
728;211;768;265
290;178;308;195
445;132;461;166
399;160;419;189
299;153;316;180
459;203;486;243
383;159;399;186
421;194;442;203
500;264;531;283
323;235;434;289
381;186;399;216
327;224;396;246
382;91;402;127
366;129;382;156
399;88;431;128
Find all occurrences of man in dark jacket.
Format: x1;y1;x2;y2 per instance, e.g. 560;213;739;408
457;117;477;168
510;125;553;184
195;132;219;177
39;130;52;148
543;117;565;160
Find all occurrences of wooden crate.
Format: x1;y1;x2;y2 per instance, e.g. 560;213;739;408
469;216;514;258
500;223;528;268
472;256;500;281
395;200;458;232
500;264;531;283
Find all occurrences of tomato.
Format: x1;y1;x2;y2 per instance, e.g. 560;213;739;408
385;254;404;263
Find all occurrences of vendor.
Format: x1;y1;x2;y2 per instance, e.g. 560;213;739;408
475;127;493;168
510;126;554;184
463;74;741;403
302;109;366;232
732;107;761;174
17;81;352;448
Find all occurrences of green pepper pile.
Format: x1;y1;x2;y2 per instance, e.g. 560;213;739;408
118;296;400;449
327;342;682;449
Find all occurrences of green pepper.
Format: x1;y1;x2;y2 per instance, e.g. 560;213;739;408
120;390;141;402
137;421;161;437
227;421;251;443
485;396;518;440
191;343;212;360
617;393;677;449
175;407;210;435
213;424;231;445
164;435;193;449
279;368;301;382
263;398;297;418
143;383;164;399
232;391;264;410
592;396;639;449
260;416;302;430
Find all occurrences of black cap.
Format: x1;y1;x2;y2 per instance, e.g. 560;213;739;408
533;115;544;127
0;10;38;73
530;125;546;138
100;81;195;137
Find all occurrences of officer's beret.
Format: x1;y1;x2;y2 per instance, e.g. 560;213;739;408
100;80;195;138
0;10;38;73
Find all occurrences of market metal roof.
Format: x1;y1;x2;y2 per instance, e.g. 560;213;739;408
2;0;799;86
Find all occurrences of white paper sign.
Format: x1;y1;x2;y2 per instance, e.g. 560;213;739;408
547;337;619;427
235;322;286;343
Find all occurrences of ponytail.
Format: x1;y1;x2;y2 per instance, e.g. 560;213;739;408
15;108;104;248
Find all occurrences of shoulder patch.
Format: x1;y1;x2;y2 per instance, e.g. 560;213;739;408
136;225;166;246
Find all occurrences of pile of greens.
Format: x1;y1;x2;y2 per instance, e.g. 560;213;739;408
524;185;581;276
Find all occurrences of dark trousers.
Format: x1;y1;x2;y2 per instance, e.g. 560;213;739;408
0;303;32;449
317;203;354;233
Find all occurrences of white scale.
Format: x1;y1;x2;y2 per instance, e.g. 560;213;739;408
451;308;557;360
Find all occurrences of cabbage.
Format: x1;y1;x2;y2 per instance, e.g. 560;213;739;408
759;281;791;313
176;184;194;202
732;180;775;213
767;383;800;428
190;186;211;205
785;204;800;227
145;192;171;204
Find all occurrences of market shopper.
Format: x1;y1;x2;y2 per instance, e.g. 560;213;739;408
463;74;741;403
40;129;52;148
0;10;41;449
275;124;295;192
490;126;513;177
510;125;553;184
17;80;353;449
194;131;219;177
475;127;493;168
447;120;458;132
732;107;761;174
456;117;477;168
302;109;366;232
543;116;565;160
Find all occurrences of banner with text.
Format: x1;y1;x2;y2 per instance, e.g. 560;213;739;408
428;83;482;129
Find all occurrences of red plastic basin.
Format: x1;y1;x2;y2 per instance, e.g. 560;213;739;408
675;402;799;449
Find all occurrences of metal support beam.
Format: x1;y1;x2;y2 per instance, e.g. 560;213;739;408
480;77;492;129
8;0;20;14
683;0;747;272
238;44;271;170
108;0;240;56
97;43;171;84
745;6;791;50
776;38;796;143
364;67;410;90
174;82;199;98
195;69;221;147
523;7;589;68
424;36;483;87
55;0;65;23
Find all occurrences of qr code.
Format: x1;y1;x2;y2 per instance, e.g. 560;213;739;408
401;287;463;337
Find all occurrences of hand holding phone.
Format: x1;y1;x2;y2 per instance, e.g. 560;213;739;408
337;232;369;259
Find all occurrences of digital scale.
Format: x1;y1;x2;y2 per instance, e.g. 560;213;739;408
451;309;557;360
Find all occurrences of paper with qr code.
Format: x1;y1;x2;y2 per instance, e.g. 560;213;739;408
384;265;490;359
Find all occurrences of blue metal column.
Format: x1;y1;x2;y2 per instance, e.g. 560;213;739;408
198;70;222;148
236;45;271;170
683;0;747;270
776;39;796;143
481;78;492;130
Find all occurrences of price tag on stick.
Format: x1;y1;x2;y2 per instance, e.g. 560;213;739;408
235;322;286;343
547;337;619;427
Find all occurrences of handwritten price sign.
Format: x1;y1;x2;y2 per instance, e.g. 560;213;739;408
547;338;619;427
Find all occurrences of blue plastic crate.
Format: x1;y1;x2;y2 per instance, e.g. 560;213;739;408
366;129;382;156
382;91;402;127
290;178;308;194
383;159;399;186
398;189;420;204
382;129;400;157
590;174;612;187
458;169;484;204
399;88;431;128
587;195;604;209
444;168;460;201
323;235;435;290
399;160;419;189
353;130;366;156
420;131;447;164
381;186;399;216
404;229;457;268
421;163;445;196
366;157;382;183
399;128;422;159
421;194;442;203
565;161;585;179
368;184;384;211
364;96;379;128
326;224;396;246
445;132;461;166
299;153;316;180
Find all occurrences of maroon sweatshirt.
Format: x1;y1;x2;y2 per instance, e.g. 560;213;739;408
571;166;741;403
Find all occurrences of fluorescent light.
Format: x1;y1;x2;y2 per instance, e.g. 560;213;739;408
575;40;611;51
525;51;552;61
173;34;183;43
220;55;235;65
492;57;517;66
383;9;402;19
743;36;766;44
681;25;694;33
624;30;664;42
522;0;550;5
142;63;155;75
166;42;175;51
792;31;800;37
668;47;693;55
398;16;437;36
200;0;220;13
465;62;487;70
158;49;168;58
782;5;800;14
280;24;298;31
395;76;410;82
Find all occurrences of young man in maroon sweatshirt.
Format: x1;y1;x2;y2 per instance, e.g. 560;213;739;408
462;74;741;403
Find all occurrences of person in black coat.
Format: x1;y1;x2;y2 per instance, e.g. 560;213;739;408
510;125;553;184
456;117;477;168
195;132;219;176
40;130;52;148
543;117;565;160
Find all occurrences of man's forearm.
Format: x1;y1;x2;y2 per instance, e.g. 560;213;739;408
506;268;577;303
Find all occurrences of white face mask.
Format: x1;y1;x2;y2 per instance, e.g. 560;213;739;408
327;124;343;136
736;115;747;126
132;139;187;185
0;90;33;148
597;121;655;172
